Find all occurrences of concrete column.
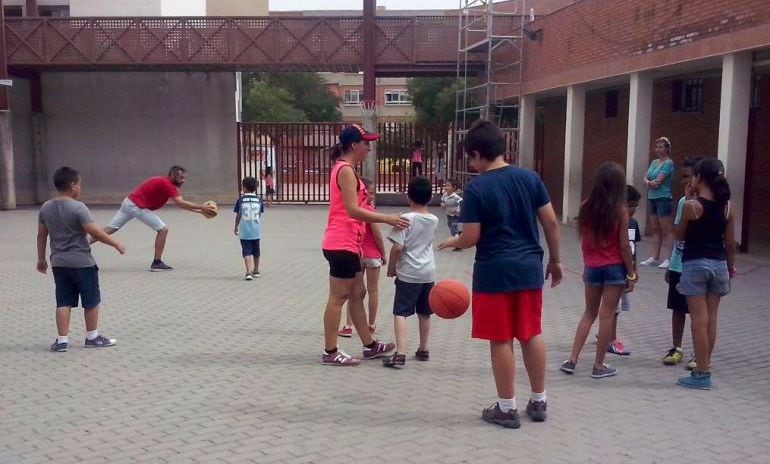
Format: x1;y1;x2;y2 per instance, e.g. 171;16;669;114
562;84;585;224
717;52;752;246
361;106;377;188
0;111;15;210
518;94;536;169
626;72;653;226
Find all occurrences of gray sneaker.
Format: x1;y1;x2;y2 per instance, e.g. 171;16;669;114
482;402;521;429
363;340;395;360
84;334;116;348
50;340;68;352
150;260;173;272
525;400;547;422
591;364;617;379
560;360;576;374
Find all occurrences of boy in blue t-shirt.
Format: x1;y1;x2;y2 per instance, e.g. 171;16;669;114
234;177;264;281
661;156;702;368
438;120;563;429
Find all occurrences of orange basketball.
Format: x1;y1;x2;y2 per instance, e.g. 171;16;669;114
429;280;470;319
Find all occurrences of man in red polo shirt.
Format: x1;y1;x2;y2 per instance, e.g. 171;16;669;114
101;166;215;271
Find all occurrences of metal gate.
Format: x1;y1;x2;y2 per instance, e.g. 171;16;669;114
237;122;343;203
237;121;517;203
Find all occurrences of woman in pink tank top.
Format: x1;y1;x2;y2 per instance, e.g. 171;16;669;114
320;124;409;366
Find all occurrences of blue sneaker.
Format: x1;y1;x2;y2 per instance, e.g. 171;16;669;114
50;340;68;352
677;371;711;390
84;334;116;348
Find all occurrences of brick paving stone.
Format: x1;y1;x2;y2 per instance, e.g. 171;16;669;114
2;205;770;463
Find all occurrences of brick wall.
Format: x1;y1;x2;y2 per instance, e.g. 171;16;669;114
536;96;566;216
650;76;721;201
746;74;770;251
536;77;724;218
519;0;770;94
582;87;630;195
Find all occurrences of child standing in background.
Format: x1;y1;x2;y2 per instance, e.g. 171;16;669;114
441;178;463;240
264;166;275;206
338;178;387;337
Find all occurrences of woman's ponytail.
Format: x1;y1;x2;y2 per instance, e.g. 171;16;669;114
712;174;731;205
694;158;731;206
330;143;342;161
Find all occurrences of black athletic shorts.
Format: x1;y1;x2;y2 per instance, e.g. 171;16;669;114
667;271;688;313
323;250;362;279
240;239;261;258
52;266;101;309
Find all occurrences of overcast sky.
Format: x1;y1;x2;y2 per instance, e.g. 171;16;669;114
271;0;460;11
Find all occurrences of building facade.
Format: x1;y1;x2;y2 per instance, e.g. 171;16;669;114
512;0;770;253
321;73;415;124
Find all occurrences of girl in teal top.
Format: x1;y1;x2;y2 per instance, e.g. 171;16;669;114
640;137;675;269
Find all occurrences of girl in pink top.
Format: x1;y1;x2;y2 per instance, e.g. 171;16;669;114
410;140;424;178
561;162;635;379
321;124;409;366
338;178;387;338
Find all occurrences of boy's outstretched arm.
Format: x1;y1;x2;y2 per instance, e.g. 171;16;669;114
437;223;479;250
537;203;563;287
37;223;49;274
83;222;126;255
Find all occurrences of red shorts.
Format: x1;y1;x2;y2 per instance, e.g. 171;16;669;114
471;289;543;342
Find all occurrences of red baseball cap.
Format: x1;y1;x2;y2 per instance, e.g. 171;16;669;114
339;123;379;144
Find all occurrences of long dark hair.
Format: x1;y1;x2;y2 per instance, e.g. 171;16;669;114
694;158;730;205
330;139;355;161
579;162;627;245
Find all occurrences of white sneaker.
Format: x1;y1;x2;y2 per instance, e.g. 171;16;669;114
245;273;253;281
640;257;659;266
658;259;670;269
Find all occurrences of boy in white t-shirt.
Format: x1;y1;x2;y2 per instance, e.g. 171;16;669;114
383;176;438;368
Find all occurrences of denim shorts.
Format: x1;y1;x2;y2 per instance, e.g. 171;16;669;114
678;258;730;297
583;264;626;287
648;198;673;217
52;266;101;309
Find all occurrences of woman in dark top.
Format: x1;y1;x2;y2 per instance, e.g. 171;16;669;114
674;158;736;390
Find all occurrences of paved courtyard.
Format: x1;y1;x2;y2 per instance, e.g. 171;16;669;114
2;205;769;464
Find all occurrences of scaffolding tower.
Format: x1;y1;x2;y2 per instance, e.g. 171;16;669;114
454;0;526;158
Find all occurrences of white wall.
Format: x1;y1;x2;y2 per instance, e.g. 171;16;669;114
19;72;238;205
70;0;161;16
161;0;206;16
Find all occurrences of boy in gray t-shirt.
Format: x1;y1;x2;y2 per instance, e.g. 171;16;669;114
37;167;125;352
383;176;438;368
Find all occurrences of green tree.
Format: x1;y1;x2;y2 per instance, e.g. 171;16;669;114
264;73;342;122
407;77;460;127
243;80;307;122
242;73;342;122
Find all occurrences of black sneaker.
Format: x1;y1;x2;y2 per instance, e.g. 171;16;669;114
84;334;116;348
150;261;173;272
382;353;406;368
481;402;521;429
525;400;547;422
50;340;68;352
414;349;430;361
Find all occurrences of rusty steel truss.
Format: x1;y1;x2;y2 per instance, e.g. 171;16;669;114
4;16;477;75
